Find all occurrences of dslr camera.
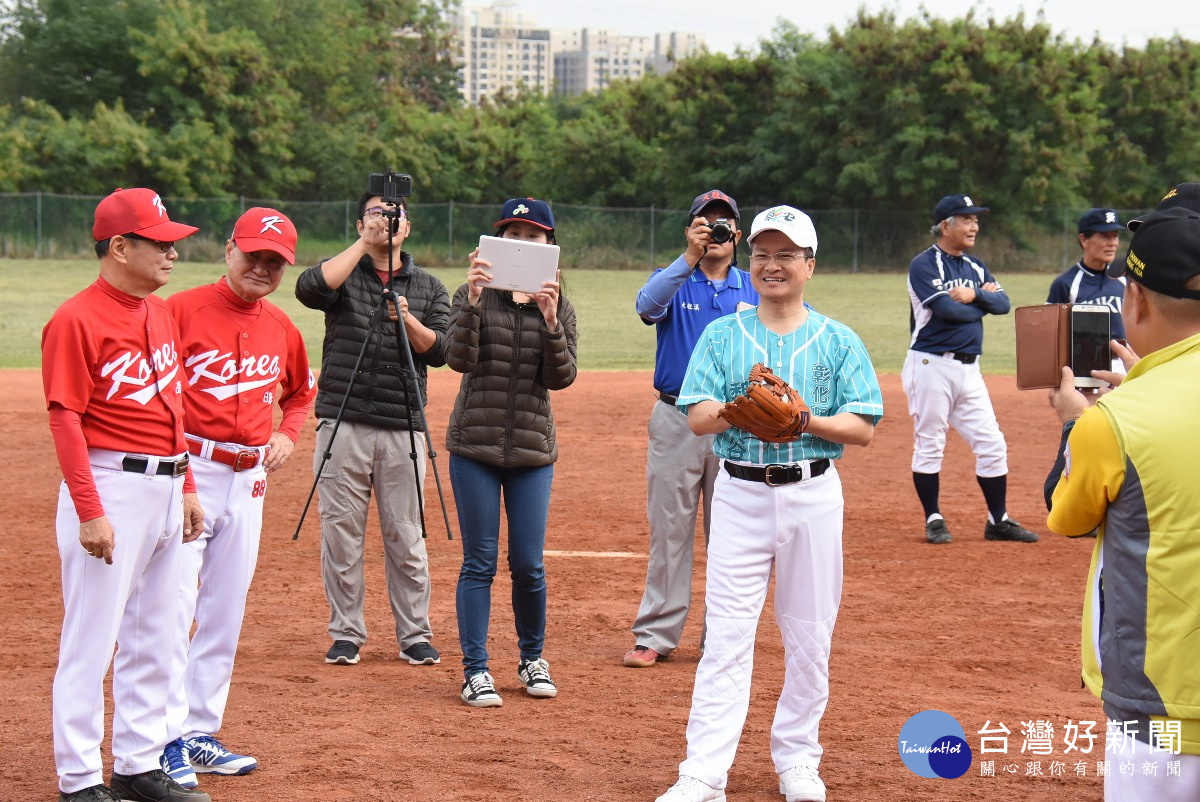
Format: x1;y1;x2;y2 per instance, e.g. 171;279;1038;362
367;170;413;204
708;218;735;244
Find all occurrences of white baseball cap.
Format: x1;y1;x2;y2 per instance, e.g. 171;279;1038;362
747;205;818;254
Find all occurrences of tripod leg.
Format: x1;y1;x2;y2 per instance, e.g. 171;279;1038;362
396;365;429;538
384;288;454;541
292;300;388;540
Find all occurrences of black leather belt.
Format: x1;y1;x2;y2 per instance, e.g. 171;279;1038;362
121;454;189;477
947;352;978;364
723;459;830;486
658;392;679;406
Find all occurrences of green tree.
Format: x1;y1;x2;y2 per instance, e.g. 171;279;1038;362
1087;37;1200;208
129;0;304;196
745;12;1105;213
0;0;160;114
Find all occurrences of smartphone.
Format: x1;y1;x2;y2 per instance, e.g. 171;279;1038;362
366;171;413;201
1070;304;1111;389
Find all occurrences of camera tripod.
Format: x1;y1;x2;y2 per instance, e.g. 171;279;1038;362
293;198;453;541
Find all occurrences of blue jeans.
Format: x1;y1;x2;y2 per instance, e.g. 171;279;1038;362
450;454;553;677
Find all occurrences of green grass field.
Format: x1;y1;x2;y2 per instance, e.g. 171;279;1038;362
1;259;1058;372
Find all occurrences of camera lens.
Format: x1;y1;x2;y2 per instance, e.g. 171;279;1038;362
709;221;733;244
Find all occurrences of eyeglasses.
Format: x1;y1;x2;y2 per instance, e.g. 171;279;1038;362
123;233;176;253
749;251;812;268
363;207;407;221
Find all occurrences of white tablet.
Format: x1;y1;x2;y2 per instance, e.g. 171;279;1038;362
477;235;560;294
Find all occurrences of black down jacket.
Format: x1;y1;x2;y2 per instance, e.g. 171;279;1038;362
444;284;577;467
295;252;449;431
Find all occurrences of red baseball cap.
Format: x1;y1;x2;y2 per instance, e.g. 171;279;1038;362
92;188;199;242
232;207;298;264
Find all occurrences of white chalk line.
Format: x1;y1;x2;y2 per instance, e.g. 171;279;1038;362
543;550;645;558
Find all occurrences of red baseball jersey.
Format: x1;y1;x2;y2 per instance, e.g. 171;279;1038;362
168;278;314;446
42;277;188;455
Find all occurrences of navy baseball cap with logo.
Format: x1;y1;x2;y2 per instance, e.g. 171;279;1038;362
1078;208;1122;234
689;189;740;221
495;197;554;231
1127;182;1200;231
1107;207;1200;299
933;194;989;224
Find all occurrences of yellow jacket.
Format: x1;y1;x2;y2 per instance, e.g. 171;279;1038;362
1049;331;1200;754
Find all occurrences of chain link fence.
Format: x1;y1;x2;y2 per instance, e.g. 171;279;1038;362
0;193;1152;273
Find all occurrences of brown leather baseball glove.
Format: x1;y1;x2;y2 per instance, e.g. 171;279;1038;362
717;363;811;443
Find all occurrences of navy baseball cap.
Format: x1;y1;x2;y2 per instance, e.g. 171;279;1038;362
689;189;740;221
495;197;554;231
1107;207;1200;299
1078;208;1122;234
933;194;989;224
1127;182;1200;231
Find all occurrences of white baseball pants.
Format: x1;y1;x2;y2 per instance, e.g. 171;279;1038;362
167;453;266;740
678;464;843;790
53;453;185;793
901;350;1007;477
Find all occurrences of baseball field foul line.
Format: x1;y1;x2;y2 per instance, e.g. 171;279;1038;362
544;550;645;558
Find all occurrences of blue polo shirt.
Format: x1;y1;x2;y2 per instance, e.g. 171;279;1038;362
636;254;758;396
1047;261;1127;339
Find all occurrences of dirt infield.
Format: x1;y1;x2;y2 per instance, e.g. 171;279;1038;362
0;369;1105;801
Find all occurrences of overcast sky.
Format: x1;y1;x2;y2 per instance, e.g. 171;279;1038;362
504;0;1198;54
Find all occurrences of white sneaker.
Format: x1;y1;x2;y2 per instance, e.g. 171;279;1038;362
517;658;558;698
460;671;503;708
655;775;727;802
779;765;826;802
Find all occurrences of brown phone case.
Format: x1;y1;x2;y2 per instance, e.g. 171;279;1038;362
1015;304;1070;390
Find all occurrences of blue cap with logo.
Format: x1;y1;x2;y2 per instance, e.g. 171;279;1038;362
495;198;555;231
1078;208;1122;234
933;194;989;224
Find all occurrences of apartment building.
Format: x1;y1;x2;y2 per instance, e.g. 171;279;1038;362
453;4;554;104
453;3;704;103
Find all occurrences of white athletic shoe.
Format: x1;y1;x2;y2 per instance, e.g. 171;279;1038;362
460;671;503;708
655;775;726;802
517;658;558;698
779;765;826;802
184;734;258;775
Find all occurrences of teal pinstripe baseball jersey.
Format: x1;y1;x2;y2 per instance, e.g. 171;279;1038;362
678;308;883;463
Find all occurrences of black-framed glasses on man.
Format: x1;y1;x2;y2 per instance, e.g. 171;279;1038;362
123;233;176;253
363;207;407;221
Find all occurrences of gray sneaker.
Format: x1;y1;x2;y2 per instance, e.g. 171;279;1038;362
925;518;952;544
985;518;1040;542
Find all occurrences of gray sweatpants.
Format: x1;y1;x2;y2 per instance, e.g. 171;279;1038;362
631;400;718;656
314;419;433;652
